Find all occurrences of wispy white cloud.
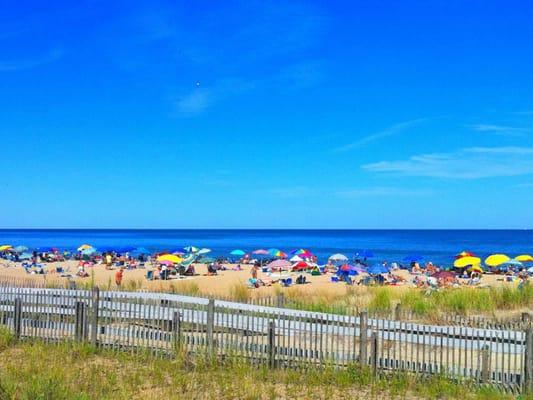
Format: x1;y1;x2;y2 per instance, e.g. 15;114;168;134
468;124;528;136
336;187;433;198
0;48;63;72
173;78;255;116
269;185;433;198
333;118;427;152
363;147;533;179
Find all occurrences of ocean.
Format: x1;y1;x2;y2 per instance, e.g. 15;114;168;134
0;229;531;266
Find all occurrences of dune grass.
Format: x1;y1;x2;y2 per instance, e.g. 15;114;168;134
0;329;524;400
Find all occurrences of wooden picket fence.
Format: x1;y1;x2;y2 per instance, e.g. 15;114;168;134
0;284;531;394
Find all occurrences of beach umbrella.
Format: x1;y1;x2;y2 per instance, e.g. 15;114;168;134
355;250;374;258
19;252;32;260
81;247;97;256
131;247;150;256
183;246;199;253
13;246;28;253
77;244;93;251
467;265;484;273
290;249;311;255
198;248;211;255
252;249;269;255
484;254;510;267
515;254;533;262
0;245;13;252
367;263;390;275
336;264;361;276
499;259;523;268
230;249;246;256
289;255;303;262
329;253;348;262
453;256;481;268
292;261;310;271
157;254;183;264
403;255;423;263
266;259;292;270
455;251;476;259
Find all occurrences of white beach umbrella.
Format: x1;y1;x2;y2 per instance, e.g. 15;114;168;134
329;253;348;262
289;255;303;262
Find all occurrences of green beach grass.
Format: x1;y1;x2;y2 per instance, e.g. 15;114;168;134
0;329;525;400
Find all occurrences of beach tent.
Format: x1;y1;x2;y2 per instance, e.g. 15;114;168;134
230;249;246;256
453;256;481;268
485;254;510;267
499;259;523;269
367;263;390;275
19;252;32;260
157;254;183;264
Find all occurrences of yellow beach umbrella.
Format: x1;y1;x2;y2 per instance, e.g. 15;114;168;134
515;254;533;262
484;254;510;267
453;256;481;268
468;265;484;273
77;244;93;251
0;245;12;252
157;254;183;264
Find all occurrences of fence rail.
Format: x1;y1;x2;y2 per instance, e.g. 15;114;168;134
0;285;531;393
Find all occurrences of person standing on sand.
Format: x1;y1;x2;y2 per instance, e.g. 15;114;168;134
251;264;258;280
115;268;124;287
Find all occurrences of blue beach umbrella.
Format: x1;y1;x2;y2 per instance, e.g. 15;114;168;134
367;263;390;275
230;249;246;256
131;247;150;256
356;250;374;258
81;247;97;256
403;255;423;263
13;246;28;253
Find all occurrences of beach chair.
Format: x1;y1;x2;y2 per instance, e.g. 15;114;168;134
281;278;292;287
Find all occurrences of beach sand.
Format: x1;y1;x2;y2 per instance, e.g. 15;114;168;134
0;259;515;298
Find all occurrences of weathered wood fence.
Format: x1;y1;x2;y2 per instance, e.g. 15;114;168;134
0;285;531;394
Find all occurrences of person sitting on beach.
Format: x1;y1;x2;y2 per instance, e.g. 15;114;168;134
518;268;529;289
207;263;218;276
77;265;89;278
184;264;195;276
411;263;422;275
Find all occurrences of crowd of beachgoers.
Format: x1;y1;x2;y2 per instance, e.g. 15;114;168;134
0;244;532;292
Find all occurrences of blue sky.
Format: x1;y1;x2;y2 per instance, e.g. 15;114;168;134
1;0;533;229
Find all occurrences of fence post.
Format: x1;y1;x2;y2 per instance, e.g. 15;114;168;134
276;293;285;308
75;301;87;342
91;287;100;347
394;303;402;320
173;311;182;350
13;298;22;340
359;311;368;365
370;332;378;377
206;299;215;352
268;320;276;368
481;344;491;383
525;328;533;392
